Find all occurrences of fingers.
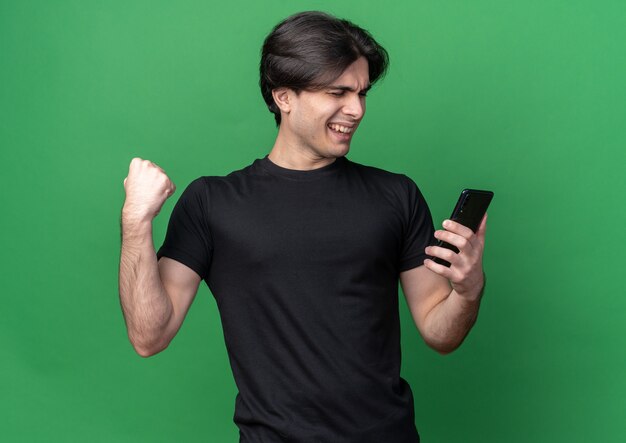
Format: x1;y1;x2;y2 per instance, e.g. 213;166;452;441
123;157;175;197
442;219;474;238
476;213;488;242
423;257;456;280
424;241;480;284
128;157;143;173
425;244;458;265
129;157;163;173
424;218;485;277
165;182;176;196
125;157;169;183
425;217;488;295
434;226;471;252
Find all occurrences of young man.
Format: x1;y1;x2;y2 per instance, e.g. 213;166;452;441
119;11;487;443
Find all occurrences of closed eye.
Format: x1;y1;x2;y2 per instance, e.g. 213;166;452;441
329;91;368;98
328;84;372;97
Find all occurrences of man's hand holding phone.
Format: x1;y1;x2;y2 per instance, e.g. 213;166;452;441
424;215;487;301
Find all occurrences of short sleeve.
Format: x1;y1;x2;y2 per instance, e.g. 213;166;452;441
398;176;436;272
156;177;213;280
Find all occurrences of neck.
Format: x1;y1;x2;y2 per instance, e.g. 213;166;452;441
268;129;337;171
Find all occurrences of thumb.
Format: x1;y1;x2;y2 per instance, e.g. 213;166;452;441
477;213;488;241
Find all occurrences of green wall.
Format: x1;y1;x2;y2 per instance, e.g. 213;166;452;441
1;1;624;442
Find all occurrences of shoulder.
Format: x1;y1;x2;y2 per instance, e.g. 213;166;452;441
177;159;270;206
344;158;421;195
186;159;262;190
346;158;412;181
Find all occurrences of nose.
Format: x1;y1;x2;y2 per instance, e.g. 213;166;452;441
343;94;365;120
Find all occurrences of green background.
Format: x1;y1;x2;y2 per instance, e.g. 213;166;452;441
1;1;625;441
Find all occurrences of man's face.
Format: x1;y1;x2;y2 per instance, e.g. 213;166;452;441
281;57;370;161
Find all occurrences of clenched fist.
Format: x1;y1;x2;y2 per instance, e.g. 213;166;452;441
122;158;176;224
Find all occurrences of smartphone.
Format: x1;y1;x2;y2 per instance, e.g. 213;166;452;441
432;189;494;267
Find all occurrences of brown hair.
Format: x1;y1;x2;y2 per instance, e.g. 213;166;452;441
260;11;389;126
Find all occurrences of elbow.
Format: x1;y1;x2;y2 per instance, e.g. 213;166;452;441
129;335;169;358
134;345;161;358
420;320;470;355
433;345;458;356
424;336;462;356
431;343;459;356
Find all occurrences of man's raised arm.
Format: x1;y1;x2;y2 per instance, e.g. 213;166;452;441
119;158;201;357
401;215;487;354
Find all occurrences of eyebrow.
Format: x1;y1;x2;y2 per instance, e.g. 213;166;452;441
328;84;372;93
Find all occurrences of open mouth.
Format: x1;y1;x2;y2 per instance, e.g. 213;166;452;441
327;123;354;134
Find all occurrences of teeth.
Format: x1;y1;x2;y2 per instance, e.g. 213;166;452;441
328;123;353;134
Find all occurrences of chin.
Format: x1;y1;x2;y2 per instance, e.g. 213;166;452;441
328;144;351;158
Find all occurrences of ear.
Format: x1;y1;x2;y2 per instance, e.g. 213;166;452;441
271;88;292;114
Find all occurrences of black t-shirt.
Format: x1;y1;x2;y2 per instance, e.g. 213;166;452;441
157;155;434;443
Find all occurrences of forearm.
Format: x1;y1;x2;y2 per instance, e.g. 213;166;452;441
422;276;485;354
119;215;173;356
